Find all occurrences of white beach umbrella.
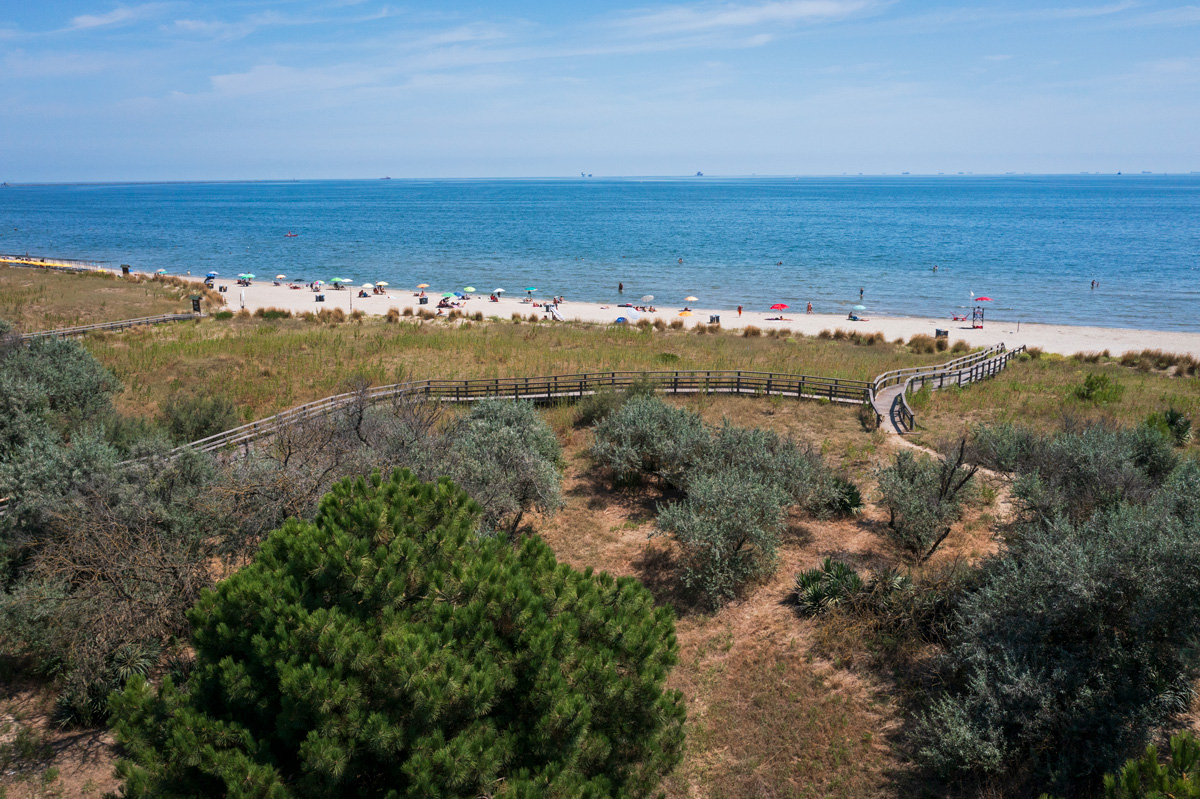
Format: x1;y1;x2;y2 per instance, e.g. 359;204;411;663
361;283;374;288
641;295;654;302
494;288;506;293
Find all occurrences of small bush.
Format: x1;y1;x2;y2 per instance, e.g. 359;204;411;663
1027;346;1043;359
590;397;709;488
831;328;848;341
348;309;364;321
655;470;786;607
653;318;667;331
1144;407;1193;447
794;557;864;615
1074;372;1124;403
473;311;484;321
211;310;234;321
817;329;833;339
693;323;708;334
908;334;937;354
950;339;970;353
511;312;523;322
669;319;684;330
253;307;291;320
158;391;241;443
385;307;401;322
742;325;762;337
401;306;413;317
809;475;864;518
417;308;436;320
935;336;948;352
875;441;976;561
528;312;540;323
234;308;251;320
635;318;652;330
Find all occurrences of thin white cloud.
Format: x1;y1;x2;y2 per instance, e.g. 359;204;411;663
1124;5;1200;25
68;3;169;31
617;0;880;36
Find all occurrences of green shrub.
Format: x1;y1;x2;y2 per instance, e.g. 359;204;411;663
1100;732;1200;799
874;442;976;561
1144;407;1193;447
590;396;709;488
109;470;686;798
158;391;241;443
1074;372;1125;403
211;310;234;320
809;475;864;518
443;399;564;534
574;377;660;427
915;485;1200;792
655;470;786;607
972;422;1178;523
794;557;864;615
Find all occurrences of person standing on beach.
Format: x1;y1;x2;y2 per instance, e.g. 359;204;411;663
737;305;742;317
807;302;813;314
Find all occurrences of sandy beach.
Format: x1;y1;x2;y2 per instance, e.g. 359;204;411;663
216;279;1200;359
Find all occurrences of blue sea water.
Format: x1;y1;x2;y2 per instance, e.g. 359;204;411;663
1;176;1197;331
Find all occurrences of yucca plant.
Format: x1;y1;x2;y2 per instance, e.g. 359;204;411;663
794;557;864;615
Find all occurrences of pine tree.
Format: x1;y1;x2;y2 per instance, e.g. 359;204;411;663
110;469;686;798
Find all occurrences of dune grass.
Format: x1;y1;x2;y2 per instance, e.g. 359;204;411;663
84;315;949;418
913;352;1200;446
0;266;220;332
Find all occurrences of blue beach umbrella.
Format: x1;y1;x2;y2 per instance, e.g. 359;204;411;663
205;272;218;278
853;304;866;310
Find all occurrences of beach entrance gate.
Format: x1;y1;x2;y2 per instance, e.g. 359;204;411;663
972;306;985;329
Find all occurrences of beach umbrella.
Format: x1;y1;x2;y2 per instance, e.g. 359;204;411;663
155;269;168;274
853;304;866;310
276;274;286;279
641;295;654;302
442;292;455;298
678;310;693;317
417;283;429;289
770;303;789;310
376;281;389;286
454;292;465;298
684;296;698;302
494;288;506;294
205;272;218;278
464;286;476;293
976;297;993;301
525;287;538;294
244;274;256;280
361;283;374;289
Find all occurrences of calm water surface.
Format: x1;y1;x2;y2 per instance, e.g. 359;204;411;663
1;176;1197;331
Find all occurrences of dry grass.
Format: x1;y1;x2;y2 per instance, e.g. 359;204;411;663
913;354;1200;446
81;316;949;418
0;266;216;332
537;399;962;799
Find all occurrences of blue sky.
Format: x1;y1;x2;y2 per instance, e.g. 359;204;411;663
2;1;1198;180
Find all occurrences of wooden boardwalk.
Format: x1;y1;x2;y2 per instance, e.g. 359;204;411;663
17;313;204;343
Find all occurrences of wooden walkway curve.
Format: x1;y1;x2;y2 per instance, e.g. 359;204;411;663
17;312;204;343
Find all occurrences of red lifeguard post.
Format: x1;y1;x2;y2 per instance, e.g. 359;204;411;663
971;296;992;329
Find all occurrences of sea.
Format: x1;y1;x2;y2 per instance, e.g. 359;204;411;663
1;175;1198;332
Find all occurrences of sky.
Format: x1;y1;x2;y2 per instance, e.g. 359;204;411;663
1;0;1198;180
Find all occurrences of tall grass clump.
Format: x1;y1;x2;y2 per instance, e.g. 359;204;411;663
742;325;762;338
1073;372;1124;403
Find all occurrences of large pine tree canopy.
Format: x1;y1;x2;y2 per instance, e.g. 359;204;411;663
110;469;686;798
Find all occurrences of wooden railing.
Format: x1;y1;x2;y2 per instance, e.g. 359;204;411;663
889;345;1027;433
179;370;874;455
18;313;203;342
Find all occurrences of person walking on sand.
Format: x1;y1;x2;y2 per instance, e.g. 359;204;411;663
737;305;742;317
807;302;813;314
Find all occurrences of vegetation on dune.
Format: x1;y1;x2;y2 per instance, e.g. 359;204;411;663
110;470;686;799
0;266;221;330
81;314;949;419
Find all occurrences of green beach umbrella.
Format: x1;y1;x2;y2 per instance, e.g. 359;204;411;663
155;268;167;274
442;292;455;298
244;274;256;280
464;286;476;293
